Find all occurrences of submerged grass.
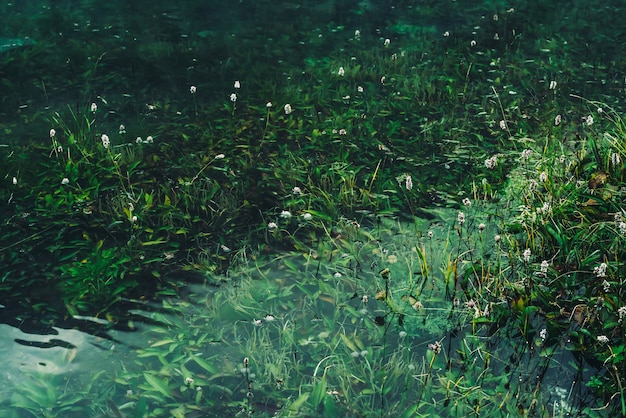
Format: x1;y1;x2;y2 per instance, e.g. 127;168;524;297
0;0;625;416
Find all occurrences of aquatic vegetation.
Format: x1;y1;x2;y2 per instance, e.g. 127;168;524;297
1;0;625;416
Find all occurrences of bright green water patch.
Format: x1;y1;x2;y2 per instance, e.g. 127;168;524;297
0;215;599;417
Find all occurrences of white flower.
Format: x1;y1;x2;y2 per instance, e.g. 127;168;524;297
523;248;531;263
12;177;17;185
540;328;547;341
539;171;548;182
354;29;361;39
118;124;126;134
611;152;621;167
457;211;465;225
462;198;471;207
427;230;434;239
189;85;197;94
338;67;345;76
443;31;450;37
380;76;386;84
499;120;507;130
405;175;413;191
145;136;154;143
339;129;347;135
478;223;486;232
549;80;557;90
484;155;497;169
214;153;225;159
384;38;390;47
554;114;562;125
90;102;98;113
234;80;241;89
136;137;143;144
357;86;364;93
266;102;272;108
49;128;56;138
585;115;594;126
264;314;275;322
594;262;607;278
292;186;302;195
540;260;549;273
399;331;407;338
619;221;626;235
521;149;532;160
101;134;110;148
333;272;342;278
284;103;292;115
470;40;477;47
230;93;237;102
494;234;501;243
597;335;609;344
253;319;263;326
302;213;312;221
618;306;626;322
61;177;70;185
279;210;292;219
267;222;278;230
185;376;195;386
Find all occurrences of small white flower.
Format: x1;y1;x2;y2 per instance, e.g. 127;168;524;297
443;31;450;37
136;137;143;144
618;306;626;322
405;175;413;191
494;234;501;243
470;40;477;47
49;128;56;138
267;222;278;230
457;211;465;225
383;38;390;47
279;210;292;219
214;153;225;159
499;120;507;130
292;186;302;195
284;103;292;115
189;85;197;94
253;319;263;326
230;93;237;102
594;262;607;278
302;213;312;221
427;230;434;239
61;177;70;185
539;171;548;182
234;80;241;89
101;134;110;148
554;114;562;125
333;272;342;278
118;124;126;134
354;29;361;39
264;314;275;322
611;152;621;167
266;101;272;108
357;86;364;93
90;102;98;113
521;149;532;160
12;177;17;185
585;115;594;126
484;155;497;169
523;248;531;263
597;335;609;344
462;198;471;207
399;331;407;338
339;129;347;135
619;221;626;235
380;76;386;84
540;260;549;273
338;67;345;76
478;223;486;232
549;80;557;90
185;377;194;385
540;328;547;341
145;136;154;143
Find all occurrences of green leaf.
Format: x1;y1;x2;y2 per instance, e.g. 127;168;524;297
143;373;173;399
